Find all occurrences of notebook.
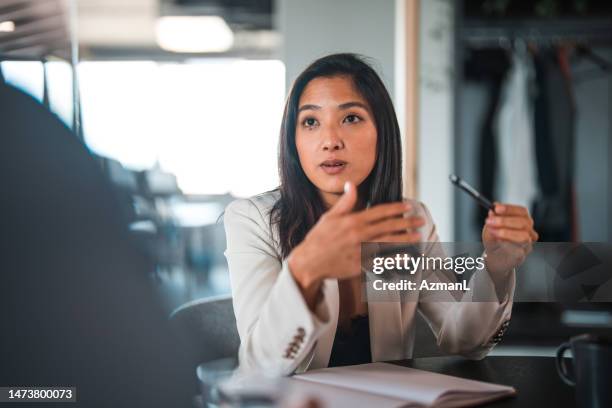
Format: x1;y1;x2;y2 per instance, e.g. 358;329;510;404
290;362;516;408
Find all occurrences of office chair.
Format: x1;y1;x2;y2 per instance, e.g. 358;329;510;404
170;295;241;371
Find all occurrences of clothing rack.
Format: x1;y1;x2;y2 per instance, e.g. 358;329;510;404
452;14;612;242
461;18;612;48
460;18;612;77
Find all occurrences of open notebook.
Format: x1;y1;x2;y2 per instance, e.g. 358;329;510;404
290;362;516;408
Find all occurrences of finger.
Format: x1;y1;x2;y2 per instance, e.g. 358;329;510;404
327;181;357;216
361;216;425;240
355;201;412;224
494;203;529;217
530;229;539;242
375;231;422;243
488;227;532;243
403;215;425;229
486;215;531;230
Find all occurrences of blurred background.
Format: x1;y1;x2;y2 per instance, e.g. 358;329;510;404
1;0;611;357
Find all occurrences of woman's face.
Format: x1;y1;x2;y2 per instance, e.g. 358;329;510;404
295;75;377;208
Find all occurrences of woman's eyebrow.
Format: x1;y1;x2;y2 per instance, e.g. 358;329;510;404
297;101;369;113
298;104;321;113
338;101;369;110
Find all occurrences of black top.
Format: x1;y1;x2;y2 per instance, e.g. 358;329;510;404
328;314;372;367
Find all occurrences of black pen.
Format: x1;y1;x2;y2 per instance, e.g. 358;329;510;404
449;174;495;212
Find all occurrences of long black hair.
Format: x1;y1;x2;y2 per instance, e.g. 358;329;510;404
270;53;403;259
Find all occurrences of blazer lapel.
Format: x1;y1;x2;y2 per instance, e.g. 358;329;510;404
367;280;404;362
310;278;339;369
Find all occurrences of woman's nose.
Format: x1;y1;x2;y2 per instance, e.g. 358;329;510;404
321;128;344;151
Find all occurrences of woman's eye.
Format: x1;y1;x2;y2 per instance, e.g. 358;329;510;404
302;118;318;128
344;114;362;124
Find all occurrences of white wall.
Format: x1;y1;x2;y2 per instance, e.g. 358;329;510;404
417;0;455;241
277;0;396;101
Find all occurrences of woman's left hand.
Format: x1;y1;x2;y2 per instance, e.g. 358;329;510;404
482;203;539;275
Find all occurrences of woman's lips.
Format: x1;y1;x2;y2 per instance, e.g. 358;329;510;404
320;160;347;175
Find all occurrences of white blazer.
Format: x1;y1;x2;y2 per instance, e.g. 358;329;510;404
223;190;514;375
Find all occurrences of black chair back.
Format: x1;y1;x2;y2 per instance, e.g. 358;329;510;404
170;295;240;371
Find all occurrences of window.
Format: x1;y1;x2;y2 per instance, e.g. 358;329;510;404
79;59;285;197
1;60;74;126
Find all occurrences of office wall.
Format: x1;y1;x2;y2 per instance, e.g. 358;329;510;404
277;0;396;101
417;0;455;241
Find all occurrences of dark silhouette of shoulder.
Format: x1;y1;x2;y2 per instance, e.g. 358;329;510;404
0;83;195;407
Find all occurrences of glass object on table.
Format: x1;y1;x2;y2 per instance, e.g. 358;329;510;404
197;358;287;407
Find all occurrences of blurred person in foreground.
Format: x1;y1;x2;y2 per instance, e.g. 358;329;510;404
0;80;195;407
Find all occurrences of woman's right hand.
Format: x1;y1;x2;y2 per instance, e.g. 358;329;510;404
288;181;424;308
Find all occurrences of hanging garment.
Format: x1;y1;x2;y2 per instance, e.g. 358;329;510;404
493;49;539;209
557;45;579;242
532;48;577;242
466;48;510;229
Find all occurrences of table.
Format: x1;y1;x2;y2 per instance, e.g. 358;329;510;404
392;356;576;407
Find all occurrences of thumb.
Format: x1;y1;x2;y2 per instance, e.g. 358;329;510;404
327;181;357;216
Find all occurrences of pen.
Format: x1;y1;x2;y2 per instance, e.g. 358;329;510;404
449;174;495;212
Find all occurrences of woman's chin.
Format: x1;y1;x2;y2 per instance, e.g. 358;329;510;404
321;179;347;193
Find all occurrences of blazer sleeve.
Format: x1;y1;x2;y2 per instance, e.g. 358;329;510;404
223;198;333;375
415;202;515;360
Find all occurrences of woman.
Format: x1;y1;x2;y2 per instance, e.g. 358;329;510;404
224;53;537;374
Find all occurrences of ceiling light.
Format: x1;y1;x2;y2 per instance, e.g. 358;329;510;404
155;16;234;53
0;21;15;32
